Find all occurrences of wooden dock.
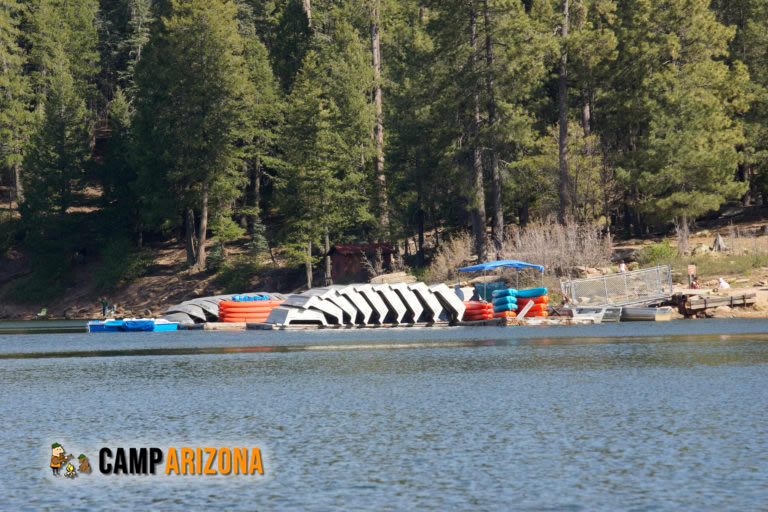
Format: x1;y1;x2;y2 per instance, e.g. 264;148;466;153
672;292;756;317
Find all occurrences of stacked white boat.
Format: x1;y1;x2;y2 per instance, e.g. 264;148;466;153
162;284;466;327
266;283;466;327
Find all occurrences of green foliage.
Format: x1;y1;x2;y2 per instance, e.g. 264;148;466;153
211;215;246;246
134;0;255;230
21;55;91;219
214;256;264;293
247;217;269;256
26;0;100;101
94;238;153;292
0;0;30;183
637;240;677;267
0;216;19;255
4;0;768;293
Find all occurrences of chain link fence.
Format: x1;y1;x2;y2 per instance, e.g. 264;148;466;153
560;265;674;307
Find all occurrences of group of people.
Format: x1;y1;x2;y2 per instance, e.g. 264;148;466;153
50;443;91;478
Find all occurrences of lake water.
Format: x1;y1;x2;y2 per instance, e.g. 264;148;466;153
2;319;767;510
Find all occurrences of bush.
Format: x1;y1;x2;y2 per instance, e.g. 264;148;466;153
425;233;473;284
215;256;264;294
0;216;19;255
637;240;677;267
6;268;68;304
501;219;613;276
94;238;154;292
206;241;226;272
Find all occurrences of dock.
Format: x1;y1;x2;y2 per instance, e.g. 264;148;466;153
672;292;756;317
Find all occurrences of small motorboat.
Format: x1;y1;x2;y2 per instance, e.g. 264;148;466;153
88;318;179;332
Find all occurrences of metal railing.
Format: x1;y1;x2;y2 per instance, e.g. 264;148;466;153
560;265;673;307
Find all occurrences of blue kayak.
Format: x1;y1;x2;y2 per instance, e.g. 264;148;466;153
491;288;518;298
493;303;518;313
516;287;548;298
492;296;517;306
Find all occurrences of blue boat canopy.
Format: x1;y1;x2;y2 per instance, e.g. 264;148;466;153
458;259;545;273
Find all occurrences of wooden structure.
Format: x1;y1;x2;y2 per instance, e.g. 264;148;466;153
672;292;756;317
328;243;394;283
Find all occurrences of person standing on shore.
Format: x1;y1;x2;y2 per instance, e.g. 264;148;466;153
101;297;109;318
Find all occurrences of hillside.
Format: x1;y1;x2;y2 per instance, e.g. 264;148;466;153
4;207;768;321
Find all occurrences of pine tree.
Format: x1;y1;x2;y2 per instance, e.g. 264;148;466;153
271;0;312;92
236;3;284;236
0;0;30;205
712;0;768;203
279;49;372;288
606;0;749;246
26;0;100;103
134;0;254;270
22;51;91;218
99;87;137;232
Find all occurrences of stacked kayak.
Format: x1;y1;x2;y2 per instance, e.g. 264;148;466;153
492;289;518;318
491;287;549;318
218;297;285;323
462;301;493;321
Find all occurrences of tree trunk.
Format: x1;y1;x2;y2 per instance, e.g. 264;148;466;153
581;88;591;136
196;183;209;271
305;239;313;290
13;162;23;205
484;0;503;258
249;159;261;234
324;226;332;285
678;214;690;255
417;192;425;266
558;0;571;224
469;4;488;262
303;0;312;27
185;207;198;267
371;0;388;238
519;197;530;227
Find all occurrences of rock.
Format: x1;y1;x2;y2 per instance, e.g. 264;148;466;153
754;281;767;287
370;271;417;284
692;244;710;256
697;230;711;237
734;278;749;284
586;267;600;276
713;305;733;318
570;266;587;278
669;309;685;320
599;267;613;275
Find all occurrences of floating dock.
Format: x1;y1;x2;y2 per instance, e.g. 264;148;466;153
672;292;756;317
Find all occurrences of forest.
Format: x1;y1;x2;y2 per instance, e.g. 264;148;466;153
0;0;767;294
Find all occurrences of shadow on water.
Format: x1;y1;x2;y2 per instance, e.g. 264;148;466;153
2;332;768;362
0;320;87;335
